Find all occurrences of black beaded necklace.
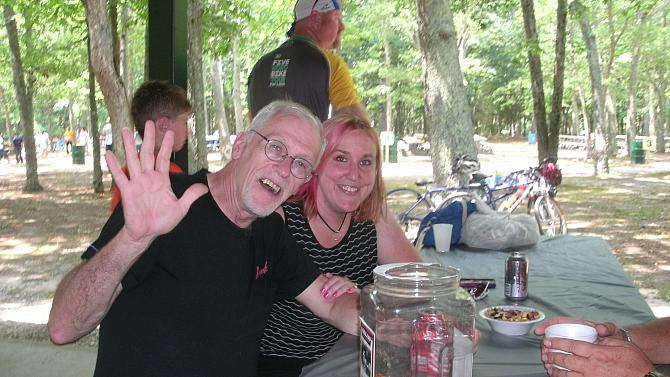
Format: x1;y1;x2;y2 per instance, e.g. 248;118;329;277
316;212;349;241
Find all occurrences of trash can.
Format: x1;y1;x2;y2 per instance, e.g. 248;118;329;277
388;140;398;163
72;145;85;165
630;140;645;164
528;132;537;145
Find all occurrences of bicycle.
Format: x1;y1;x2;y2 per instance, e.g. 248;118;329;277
385;155;487;241
488;162;567;237
386;158;567;241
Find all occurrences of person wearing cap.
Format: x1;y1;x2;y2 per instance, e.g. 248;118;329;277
247;0;369;123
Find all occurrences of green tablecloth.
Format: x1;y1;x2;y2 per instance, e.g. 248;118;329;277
301;235;657;377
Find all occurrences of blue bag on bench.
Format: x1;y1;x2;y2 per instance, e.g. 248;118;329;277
414;199;477;248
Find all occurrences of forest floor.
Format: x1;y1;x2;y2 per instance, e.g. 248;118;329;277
0;140;668;349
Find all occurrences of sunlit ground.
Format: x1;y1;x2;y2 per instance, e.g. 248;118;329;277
1;144;669;325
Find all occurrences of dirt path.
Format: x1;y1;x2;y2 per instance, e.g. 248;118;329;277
0;144;668;346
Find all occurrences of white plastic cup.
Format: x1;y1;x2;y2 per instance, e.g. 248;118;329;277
544;323;597;370
433;223;453;253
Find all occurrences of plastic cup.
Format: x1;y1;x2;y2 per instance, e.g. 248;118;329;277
544;323;597;370
433;223;453;253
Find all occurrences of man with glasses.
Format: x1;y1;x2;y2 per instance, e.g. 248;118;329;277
48;101;360;376
248;0;369;123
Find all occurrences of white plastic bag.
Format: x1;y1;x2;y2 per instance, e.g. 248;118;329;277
460;196;540;250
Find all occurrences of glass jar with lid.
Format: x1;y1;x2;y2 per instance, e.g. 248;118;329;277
359;263;475;377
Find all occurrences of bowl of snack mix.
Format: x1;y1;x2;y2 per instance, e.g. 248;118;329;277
479;305;545;336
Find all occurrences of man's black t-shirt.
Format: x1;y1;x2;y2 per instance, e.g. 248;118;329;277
248;36;330;121
83;171;320;376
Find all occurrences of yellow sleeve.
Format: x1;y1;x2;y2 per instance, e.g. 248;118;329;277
324;49;360;111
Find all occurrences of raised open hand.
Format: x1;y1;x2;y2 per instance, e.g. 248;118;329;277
105;121;208;245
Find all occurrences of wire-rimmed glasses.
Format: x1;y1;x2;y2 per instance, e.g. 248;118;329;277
250;129;314;180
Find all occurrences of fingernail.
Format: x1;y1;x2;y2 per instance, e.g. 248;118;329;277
320;287;325;293
346;288;354;293
324;292;330;298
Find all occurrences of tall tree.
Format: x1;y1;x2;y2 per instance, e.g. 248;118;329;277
83;0;132;166
187;0;207;172
86;25;104;193
383;31;393;133
572;1;608;175
212;59;231;162
625;9;649;154
602;0;627;157
520;0;549;161
119;2;131;98
3;5;42;192
548;0;568;160
232;36;244;134
415;0;477;185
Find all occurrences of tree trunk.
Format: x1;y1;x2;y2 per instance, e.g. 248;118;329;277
384;31;393;133
520;0;549;162
120;2;131;99
573;1;608;175
68;101;75;131
576;77;592;158
187;0;207;172
603;1;627;158
87;28;104;193
604;91;618;156
1;88;12;136
547;0;568;160
83;0;132;166
3;5;42;192
109;0;120;75
570;93;580;136
212;59;231;162
415;0;477;185
654;7;668;154
232;37;244;133
383;31;393;131
648;83;656;143
625;28;643;154
655;81;666;153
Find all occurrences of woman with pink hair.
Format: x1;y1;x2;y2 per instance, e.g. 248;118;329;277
257;114;421;376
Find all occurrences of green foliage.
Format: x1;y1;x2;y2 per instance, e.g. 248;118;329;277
0;0;665;143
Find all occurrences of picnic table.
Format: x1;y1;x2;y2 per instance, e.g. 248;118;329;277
301;235;660;377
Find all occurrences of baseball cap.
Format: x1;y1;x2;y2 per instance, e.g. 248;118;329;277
294;0;341;21
287;0;341;36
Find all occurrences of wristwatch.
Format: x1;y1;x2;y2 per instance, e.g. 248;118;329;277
644;371;664;377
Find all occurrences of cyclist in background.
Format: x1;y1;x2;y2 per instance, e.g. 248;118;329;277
248;0;368;123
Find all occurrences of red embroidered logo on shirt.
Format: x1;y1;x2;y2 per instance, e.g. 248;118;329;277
255;261;269;279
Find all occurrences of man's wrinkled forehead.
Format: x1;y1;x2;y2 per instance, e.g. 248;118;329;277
265;114;322;158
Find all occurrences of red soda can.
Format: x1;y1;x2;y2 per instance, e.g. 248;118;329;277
410;312;454;377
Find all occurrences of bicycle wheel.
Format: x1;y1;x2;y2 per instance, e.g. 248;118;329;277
532;195;567;236
385;188;431;241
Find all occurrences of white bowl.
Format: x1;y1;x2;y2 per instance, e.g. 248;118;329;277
479;305;545;336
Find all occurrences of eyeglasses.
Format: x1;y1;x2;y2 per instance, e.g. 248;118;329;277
250;129;314;180
467;281;490;301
